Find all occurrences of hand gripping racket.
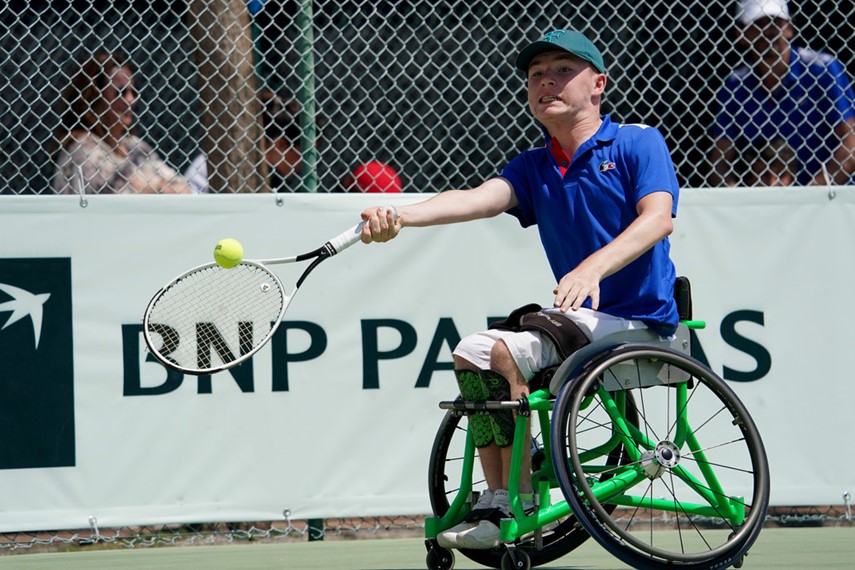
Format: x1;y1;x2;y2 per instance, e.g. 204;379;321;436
143;221;368;375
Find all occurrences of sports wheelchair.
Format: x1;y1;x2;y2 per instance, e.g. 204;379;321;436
424;282;770;570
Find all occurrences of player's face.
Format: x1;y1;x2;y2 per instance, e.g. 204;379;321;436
99;66;135;136
526;52;605;124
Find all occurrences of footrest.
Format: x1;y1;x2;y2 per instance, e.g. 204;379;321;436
438;398;529;414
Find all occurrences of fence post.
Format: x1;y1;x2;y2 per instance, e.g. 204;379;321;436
188;0;269;193
307;518;325;541
295;0;318;193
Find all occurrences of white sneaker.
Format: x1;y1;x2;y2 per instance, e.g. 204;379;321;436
473;489;498;511
455;490;538;550
454;519;502;549
491;489;511;513
455;489;514;550
436;490;495;549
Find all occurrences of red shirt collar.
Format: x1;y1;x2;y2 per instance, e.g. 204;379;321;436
547;137;572;177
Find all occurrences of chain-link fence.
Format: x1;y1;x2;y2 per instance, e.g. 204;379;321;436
2;1;852;195
0;0;855;194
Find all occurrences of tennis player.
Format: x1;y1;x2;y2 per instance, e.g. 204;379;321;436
361;28;680;550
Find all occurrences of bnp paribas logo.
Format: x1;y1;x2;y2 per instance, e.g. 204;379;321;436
0;283;51;349
0;258;75;470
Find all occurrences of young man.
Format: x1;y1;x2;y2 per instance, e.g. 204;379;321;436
360;28;679;549
709;0;855;186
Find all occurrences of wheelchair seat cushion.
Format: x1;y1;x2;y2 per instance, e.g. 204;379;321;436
547;324;691;395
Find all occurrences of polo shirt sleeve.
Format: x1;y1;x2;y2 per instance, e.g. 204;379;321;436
501;153;536;228
625;127;680;216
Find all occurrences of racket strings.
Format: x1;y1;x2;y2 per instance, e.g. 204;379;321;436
146;263;286;372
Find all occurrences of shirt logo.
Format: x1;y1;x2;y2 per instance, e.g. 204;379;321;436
599;161;616;173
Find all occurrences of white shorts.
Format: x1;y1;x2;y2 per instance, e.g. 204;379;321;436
452;307;648;381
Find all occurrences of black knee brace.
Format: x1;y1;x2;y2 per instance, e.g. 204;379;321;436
480;370;515;448
454;369;494;448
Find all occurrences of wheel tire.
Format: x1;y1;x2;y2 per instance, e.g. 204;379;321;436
553;345;770;569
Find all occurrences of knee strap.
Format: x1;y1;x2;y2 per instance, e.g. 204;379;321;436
490;304;590;360
480;370;515;448
455;369;494;448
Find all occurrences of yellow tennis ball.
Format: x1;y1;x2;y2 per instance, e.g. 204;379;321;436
213;238;243;269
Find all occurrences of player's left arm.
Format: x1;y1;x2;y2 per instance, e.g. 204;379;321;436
553;191;674;312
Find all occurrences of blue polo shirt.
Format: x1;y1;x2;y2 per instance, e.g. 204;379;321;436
502;115;680;336
712;46;855;185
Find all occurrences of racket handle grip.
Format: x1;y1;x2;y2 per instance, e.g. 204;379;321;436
328;221;366;254
328;207;398;254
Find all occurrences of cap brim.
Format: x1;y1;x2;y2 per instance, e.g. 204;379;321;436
515;41;559;72
515;40;605;73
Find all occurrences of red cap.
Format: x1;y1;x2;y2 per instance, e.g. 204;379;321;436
351;161;402;193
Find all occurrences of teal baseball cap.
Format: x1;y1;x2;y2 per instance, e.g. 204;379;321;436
515;29;606;73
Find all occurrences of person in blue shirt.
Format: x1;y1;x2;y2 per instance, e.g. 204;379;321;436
709;0;855;186
360;28;679;549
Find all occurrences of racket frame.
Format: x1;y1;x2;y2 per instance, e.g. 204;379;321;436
141;219;372;375
142;260;288;375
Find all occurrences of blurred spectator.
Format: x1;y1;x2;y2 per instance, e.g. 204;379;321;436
708;0;855;186
186;92;306;193
53;52;192;194
745;138;797;186
343;161;403;193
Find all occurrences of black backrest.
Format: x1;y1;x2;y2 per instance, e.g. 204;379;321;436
674;276;693;321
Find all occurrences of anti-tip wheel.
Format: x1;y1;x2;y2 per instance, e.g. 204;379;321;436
426;545;455;570
501;548;531;570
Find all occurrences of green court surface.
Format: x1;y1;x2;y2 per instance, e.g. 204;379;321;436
0;527;852;569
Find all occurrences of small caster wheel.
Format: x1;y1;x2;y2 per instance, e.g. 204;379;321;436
501;548;531;570
426;545;455;570
727;531;746;568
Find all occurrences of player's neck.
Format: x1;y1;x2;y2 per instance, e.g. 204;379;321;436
549;115;602;158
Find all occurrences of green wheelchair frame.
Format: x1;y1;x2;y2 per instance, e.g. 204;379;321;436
424;318;770;570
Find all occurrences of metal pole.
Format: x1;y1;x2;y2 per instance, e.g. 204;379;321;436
295;0;318;193
307;517;324;541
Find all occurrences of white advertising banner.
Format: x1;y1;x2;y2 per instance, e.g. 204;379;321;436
0;188;853;532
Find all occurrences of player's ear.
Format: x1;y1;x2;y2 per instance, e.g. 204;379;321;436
591;71;607;99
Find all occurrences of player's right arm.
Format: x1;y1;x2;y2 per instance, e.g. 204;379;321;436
360;177;517;243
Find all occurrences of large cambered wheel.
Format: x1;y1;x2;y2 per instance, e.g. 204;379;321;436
552;345;770;569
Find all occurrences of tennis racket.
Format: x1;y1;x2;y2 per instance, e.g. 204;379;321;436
143;219;372;375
